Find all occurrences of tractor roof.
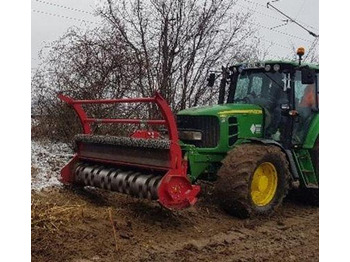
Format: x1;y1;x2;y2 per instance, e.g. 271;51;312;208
233;60;319;70
264;60;319;70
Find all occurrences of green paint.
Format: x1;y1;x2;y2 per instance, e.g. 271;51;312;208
179;104;264;181
183;146;224;182
177;60;319;188
303;114;319;149
178;103;263;117
293;149;318;188
178;104;264;156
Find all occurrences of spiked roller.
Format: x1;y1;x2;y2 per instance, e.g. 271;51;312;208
58;92;200;209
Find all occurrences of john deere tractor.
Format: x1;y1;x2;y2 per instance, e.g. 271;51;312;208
59;48;319;218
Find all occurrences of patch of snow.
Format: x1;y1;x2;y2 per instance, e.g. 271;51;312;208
31;140;73;191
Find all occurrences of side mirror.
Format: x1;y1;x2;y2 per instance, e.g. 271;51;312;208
301;67;315;84
207;73;216;87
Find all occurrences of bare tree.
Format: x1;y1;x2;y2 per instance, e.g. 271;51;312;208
32;0;263;142
303;38;319;63
31;27;144;142
99;0;260;110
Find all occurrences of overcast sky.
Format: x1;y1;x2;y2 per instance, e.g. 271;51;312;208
31;0;319;70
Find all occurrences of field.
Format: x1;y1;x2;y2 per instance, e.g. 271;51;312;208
31;184;318;262
31;140;318;261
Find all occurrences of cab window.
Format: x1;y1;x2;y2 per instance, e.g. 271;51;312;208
294;71;317;109
292;70;318;144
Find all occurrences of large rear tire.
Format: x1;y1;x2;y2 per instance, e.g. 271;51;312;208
214;144;291;218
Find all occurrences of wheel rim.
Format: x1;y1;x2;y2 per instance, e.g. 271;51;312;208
251;162;278;206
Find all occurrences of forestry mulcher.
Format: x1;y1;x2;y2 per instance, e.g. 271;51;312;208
59;48;319;217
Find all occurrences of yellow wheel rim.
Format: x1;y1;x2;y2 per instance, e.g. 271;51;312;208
251;162;278;206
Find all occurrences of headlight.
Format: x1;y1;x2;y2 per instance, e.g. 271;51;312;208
179;131;202;141
273;64;280;71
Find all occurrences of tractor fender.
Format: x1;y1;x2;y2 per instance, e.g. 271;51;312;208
240;138;299;180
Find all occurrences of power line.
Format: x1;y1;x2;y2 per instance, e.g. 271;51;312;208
304;38;319;60
293;0;318;31
34;0;94;15
260;38;291;50
32;3;312;55
32;9;99;25
261;34;318;53
267;2;319;38
238;0;318;31
240;0;266;8
249;21;314;43
33;6;310;44
235;1;315;43
236;2;282;21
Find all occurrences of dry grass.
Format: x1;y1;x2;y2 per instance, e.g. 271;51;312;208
31;198;86;232
31;189;132;261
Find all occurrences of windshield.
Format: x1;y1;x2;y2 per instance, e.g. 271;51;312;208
233;71;288;110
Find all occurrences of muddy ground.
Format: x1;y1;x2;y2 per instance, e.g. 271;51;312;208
31;183;318;262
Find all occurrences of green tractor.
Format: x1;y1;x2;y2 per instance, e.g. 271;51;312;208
179;50;319;217
60;49;319;218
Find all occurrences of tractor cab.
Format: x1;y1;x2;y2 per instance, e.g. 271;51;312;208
212;60;319;148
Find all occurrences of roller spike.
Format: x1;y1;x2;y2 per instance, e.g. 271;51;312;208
74;162;162;199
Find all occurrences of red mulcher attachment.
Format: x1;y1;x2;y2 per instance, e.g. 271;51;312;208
58;92;200;209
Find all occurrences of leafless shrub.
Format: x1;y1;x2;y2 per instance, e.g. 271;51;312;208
32;0;262;142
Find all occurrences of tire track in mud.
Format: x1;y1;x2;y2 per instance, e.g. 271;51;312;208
32;188;318;262
140;207;318;262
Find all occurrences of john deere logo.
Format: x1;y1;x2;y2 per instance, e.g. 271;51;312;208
250;124;262;134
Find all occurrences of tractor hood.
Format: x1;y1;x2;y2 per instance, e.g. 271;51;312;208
177;103;263;118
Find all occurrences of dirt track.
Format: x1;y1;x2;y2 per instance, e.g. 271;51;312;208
31;183;318;262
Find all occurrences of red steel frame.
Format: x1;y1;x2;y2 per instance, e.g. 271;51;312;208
58;92;200;209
